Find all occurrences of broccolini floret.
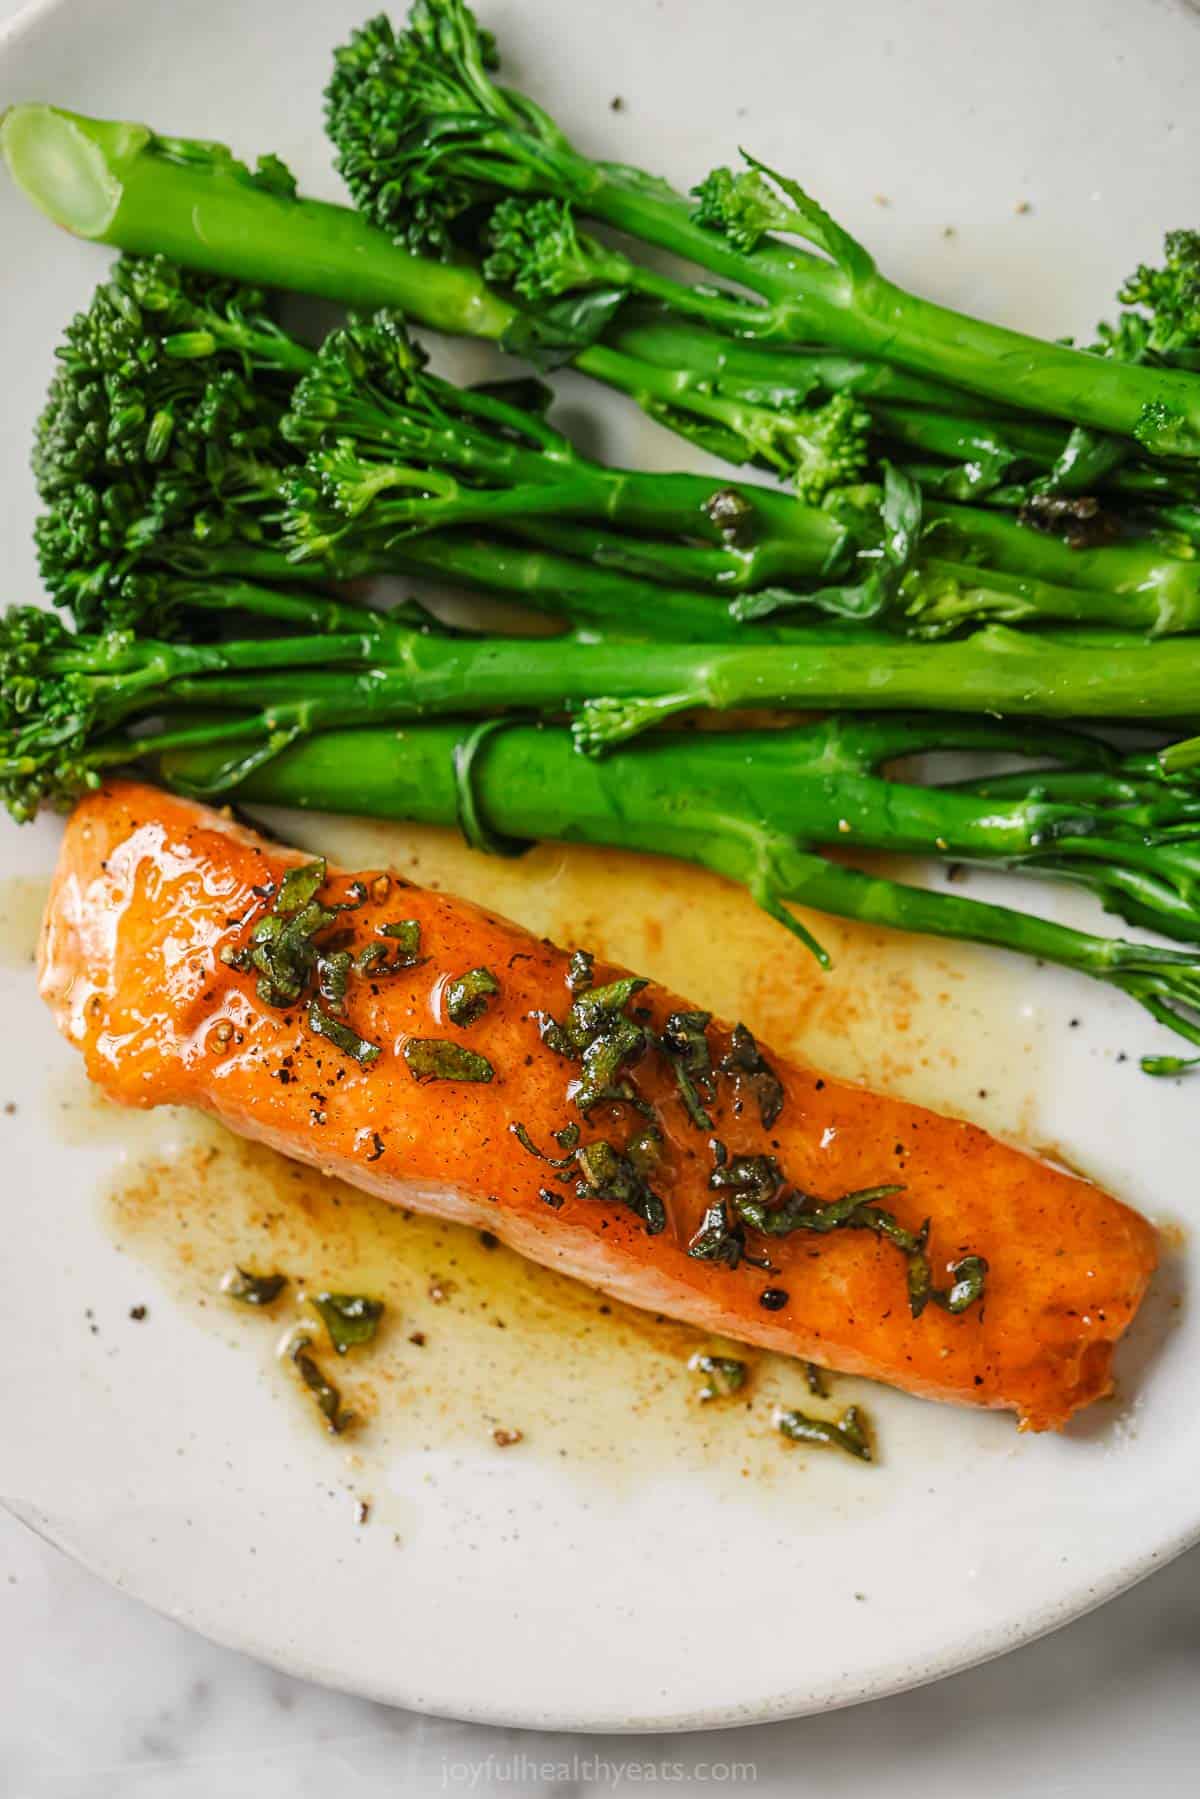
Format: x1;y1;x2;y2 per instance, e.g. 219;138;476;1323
324;0;1200;455
1119;230;1200;365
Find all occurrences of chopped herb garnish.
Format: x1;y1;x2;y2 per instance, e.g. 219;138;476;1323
566;977;652;1112
534;1011;575;1057
567;948;595;992
445;965;500;1027
685;1200;769;1270
287;1333;355;1434
935;1254;989;1314
310;1291;384;1355
626;1122;662;1173
575;1137;666;1234
403;1038;494;1083
775;1403;873;1463
510;1119;578;1176
705;1147;988;1322
222;857;381;1064
660;1010;716;1128
537;956;654;1113
221;1266;288;1307
567;975;646;1043
275;860;325;915
568;1019;649;1112
308;1000;381;1067
709;1141;786;1216
381;918;422;956
805;1362;828;1398
719;1024;784;1129
355;942;389;976
316;946;353;1010
687;1351;748;1402
687;1200;746;1268
356;918;425;978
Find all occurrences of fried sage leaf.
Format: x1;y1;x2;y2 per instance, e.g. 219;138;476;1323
660;1010;716;1129
775;1403;873;1463
287;1333;355;1434
221;1266;288;1307
308;999;381;1067
718;1023;784;1129
445;965;500;1027
575;1136;666;1235
687;1351;748;1402
310;1291;384;1355
403;1038;495;1083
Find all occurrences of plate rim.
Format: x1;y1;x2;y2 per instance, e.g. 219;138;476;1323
3;0;1199;1731
9;1496;1197;1731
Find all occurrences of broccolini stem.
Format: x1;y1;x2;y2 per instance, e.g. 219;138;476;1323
100;628;1200;748
900;557;1200;638
928;502;1200;629
296;462;844;575
154;718;1200;1069
498;518;831;597
606;314;1027;416
571;167;1200;447
165;577;402;636
0;105;516;341
47;629;400;697
154;715;1196;880
388;531;820;641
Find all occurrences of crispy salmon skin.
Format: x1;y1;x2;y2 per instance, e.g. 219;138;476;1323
40;782;1157;1429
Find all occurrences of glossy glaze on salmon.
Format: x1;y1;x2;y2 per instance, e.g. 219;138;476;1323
39;782;1157;1429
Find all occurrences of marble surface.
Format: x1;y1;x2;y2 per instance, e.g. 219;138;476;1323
3;1504;1199;1795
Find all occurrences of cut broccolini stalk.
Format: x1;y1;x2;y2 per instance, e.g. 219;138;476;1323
0;104;909;502
0;105;516;339
153;716;1200;1071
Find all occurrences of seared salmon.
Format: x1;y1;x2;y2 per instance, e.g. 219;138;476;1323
39;781;1157;1429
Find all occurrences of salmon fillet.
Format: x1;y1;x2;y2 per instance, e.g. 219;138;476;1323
39;781;1157;1429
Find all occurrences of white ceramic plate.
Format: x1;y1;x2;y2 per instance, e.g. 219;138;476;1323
2;0;1200;1732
